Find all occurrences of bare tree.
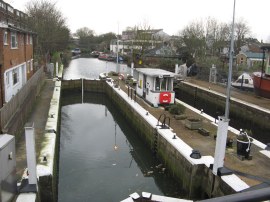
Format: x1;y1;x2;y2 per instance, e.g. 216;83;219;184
25;0;70;61
75;27;95;50
234;18;251;53
179;20;206;59
75;27;95;38
205;17;230;56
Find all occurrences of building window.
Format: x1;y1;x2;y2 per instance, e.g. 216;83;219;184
13;69;19;85
27;61;30;73
30;35;33;44
20;34;24;46
4;31;8;45
30;60;33;71
155;77;169;91
11;32;18;48
6;72;10;86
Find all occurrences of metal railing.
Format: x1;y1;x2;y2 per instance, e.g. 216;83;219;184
198;187;270;202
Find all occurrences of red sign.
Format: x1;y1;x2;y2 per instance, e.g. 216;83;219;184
159;92;171;104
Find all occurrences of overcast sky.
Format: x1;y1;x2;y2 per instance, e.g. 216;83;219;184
7;0;270;42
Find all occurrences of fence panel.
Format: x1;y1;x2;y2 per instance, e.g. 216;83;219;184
0;67;44;132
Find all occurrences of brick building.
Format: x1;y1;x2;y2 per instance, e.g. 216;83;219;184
0;0;35;107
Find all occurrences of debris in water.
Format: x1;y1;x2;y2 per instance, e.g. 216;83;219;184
156;164;162;169
147;171;154;175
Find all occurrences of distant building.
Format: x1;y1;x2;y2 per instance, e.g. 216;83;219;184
236;51;264;68
236;43;264;68
110;29;171;54
0;0;35;106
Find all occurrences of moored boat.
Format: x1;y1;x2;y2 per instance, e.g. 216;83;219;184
231;72;254;91
90;51;100;58
252;72;270;98
252;45;270;98
98;53;109;60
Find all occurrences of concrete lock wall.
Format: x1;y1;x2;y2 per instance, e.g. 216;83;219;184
106;88;206;198
174;82;270;134
59;79;236;200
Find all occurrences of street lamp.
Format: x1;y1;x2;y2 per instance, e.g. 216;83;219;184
213;0;236;176
115;35;119;74
114;120;118;150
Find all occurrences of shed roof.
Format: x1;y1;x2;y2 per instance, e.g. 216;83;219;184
245;52;264;59
135;68;176;77
238;51;264;59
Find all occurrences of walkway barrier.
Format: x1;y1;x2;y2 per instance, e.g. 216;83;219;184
0;67;45;135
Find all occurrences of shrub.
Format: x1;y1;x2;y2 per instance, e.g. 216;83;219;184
168;103;185;115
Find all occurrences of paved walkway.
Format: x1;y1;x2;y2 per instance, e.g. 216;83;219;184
15;78;55;179
185;78;270;110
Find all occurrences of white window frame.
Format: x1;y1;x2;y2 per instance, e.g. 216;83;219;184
27;61;30;73
29;35;33;45
30;60;33;71
6;72;10;87
11;32;18;49
12;69;19;85
4;31;8;45
26;34;29;45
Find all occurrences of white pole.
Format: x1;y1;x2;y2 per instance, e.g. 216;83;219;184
116;23;120;74
225;0;236;119
56;62;58;77
213;117;229;175
131;62;134;77
25;123;37;185
82;78;84;104
175;64;179;74
106;62;108;77
117;38;119;74
213;0;236;175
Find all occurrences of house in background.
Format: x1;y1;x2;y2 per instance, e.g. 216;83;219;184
110;29;171;55
236;43;264;68
0;0;35;106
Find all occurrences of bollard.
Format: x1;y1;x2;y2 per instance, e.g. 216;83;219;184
128;86;130;98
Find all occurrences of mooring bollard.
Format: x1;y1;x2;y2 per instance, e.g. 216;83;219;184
128;86;130;98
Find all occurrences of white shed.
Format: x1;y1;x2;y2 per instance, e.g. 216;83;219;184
134;68;176;106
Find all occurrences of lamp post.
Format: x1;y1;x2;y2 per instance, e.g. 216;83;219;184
213;0;236;175
116;36;119;74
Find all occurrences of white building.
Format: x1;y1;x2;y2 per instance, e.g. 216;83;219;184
134;68;176;106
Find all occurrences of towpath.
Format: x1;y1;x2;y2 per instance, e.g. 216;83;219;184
15;78;55;179
184;78;270;110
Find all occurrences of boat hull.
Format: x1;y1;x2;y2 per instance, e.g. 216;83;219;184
252;72;270;98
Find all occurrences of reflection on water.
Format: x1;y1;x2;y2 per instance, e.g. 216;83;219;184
63;58;130;80
58;92;185;202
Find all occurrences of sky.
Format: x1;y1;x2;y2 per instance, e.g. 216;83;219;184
6;0;270;42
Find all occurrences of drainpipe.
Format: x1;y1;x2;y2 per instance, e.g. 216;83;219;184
259;49;265;89
0;64;3;107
